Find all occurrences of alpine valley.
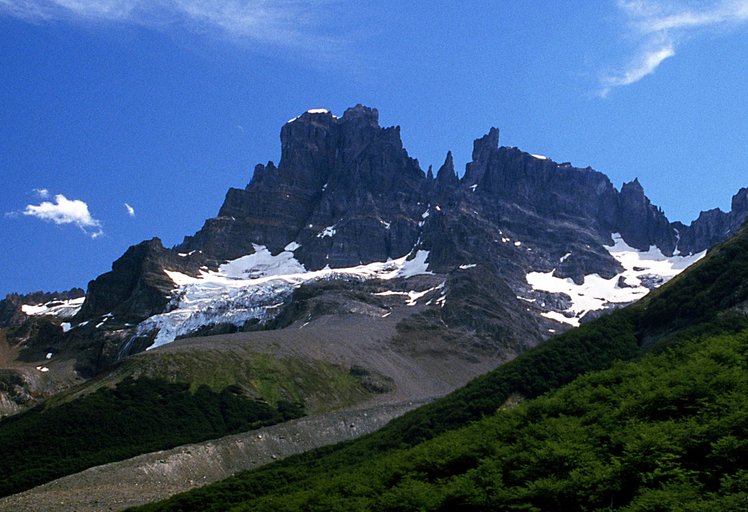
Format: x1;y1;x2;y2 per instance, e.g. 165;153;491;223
0;106;746;511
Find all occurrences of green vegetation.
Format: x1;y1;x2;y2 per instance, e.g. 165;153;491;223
93;351;380;415
132;227;748;511
136;319;748;511
0;377;304;497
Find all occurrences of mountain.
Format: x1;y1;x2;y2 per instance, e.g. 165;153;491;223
0;106;746;509
129;214;748;512
1;105;746;417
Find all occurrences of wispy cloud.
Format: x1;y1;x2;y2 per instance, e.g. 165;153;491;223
33;187;50;199
22;193;103;238
124;202;135;217
0;1;346;62
600;0;748;96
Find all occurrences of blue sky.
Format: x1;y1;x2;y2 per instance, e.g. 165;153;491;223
1;0;747;297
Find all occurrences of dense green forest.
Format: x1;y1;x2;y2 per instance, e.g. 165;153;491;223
134;317;748;511
0;377;303;497
132;227;748;511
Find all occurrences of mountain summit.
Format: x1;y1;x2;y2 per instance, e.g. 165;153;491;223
2;105;746;413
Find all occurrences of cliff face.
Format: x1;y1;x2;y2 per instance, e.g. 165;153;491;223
180;106;428;269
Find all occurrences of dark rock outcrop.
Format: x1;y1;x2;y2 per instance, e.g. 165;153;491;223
675;187;748;254
76;239;200;324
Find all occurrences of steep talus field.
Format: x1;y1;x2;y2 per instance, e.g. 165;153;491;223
129;224;748;511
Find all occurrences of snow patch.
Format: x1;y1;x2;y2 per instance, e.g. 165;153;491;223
284;241;301;252
21;297;84;318
397;250;432;278
459;264;477;269
46;352;53;359
526;233;706;327
220;244;305;279
317;226;336;238
469;184;478;192
560;252;572;263
531;154;548;160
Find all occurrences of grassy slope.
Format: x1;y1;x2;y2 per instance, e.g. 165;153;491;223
82;350;376;414
0;342;382;496
132;225;748;511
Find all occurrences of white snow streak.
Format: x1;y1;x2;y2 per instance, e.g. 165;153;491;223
21;297;84;318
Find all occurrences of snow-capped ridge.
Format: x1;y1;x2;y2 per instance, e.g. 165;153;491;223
135;248;433;349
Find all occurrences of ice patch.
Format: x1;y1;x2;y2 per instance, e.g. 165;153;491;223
374;281;444;306
307;108;329;114
317;226;336;238
284;241;301;252
135;249;433;349
526;233;706;327
220;244;305;279
21;297;84;319
397;250;432;278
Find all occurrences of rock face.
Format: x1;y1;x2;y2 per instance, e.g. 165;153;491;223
6;105;747;386
76;238;203;324
674;187;748;254
180;105;426;270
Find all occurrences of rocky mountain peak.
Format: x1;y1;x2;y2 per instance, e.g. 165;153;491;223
473;127;500;160
341;104;379;128
731;187;748;213
621;177;644;194
436;150;458;190
464;127;499;184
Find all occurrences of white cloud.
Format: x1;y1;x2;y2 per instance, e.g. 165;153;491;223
124;202;135;217
23;193;103;238
0;1;345;61
33;188;50;199
601;0;748;95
